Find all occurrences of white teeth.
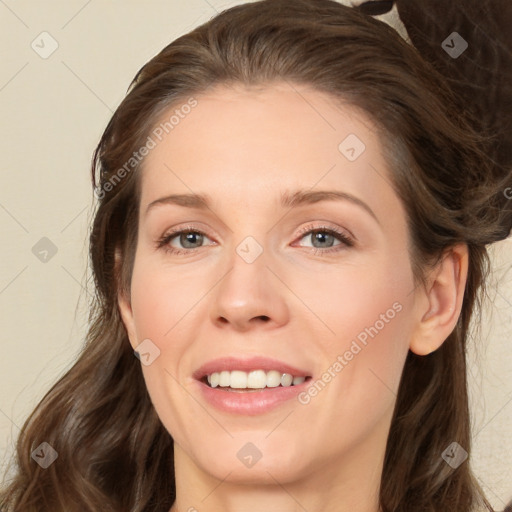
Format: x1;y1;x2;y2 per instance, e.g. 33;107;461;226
219;370;230;387
281;373;293;386
247;370;267;388
266;370;281;387
209;372;219;387
205;370;308;389
230;370;248;389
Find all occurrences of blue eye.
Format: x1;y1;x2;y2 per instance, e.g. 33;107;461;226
157;229;214;254
295;226;355;254
173;231;205;249
156;224;354;256
301;230;340;249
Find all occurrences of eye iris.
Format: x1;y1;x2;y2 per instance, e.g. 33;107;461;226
181;232;203;248
311;231;335;248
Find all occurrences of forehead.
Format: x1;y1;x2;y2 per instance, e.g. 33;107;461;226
138;82;400;218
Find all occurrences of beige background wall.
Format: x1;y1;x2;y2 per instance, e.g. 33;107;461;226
0;0;510;509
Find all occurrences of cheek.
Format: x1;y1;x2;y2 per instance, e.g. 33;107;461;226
293;252;414;428
127;259;201;441
129;258;195;348
292;248;413;356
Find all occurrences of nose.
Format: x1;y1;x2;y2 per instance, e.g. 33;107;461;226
209;245;290;332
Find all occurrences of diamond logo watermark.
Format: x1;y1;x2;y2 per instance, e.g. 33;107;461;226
31;31;59;59
31;237;58;263
134;338;161;366
236;236;263;264
441;441;468;469
237;442;262;468
339;133;366;162
31;442;58;468
441;32;468;59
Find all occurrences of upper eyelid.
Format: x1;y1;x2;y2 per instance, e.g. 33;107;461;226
295;223;356;241
163;223;348;237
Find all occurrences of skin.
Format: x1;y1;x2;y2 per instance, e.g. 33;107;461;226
118;82;468;512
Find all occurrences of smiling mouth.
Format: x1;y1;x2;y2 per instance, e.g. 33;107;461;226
200;370;312;391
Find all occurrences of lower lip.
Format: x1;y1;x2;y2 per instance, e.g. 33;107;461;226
196;379;310;415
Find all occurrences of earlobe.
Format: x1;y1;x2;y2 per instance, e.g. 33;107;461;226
409;244;468;356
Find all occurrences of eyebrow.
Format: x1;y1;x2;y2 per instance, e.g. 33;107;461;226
145;189;380;224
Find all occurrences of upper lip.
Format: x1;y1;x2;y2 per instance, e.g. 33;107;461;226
193;356;311;380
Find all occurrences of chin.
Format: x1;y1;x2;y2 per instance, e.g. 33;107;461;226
185;435;315;484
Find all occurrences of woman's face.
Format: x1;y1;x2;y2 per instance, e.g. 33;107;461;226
119;82;421;486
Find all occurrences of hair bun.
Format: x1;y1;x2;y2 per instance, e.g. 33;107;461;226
394;0;512;242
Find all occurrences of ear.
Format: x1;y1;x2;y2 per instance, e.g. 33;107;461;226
409;244;469;355
116;248;138;351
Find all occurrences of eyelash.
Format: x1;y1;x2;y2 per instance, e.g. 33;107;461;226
156;223;355;256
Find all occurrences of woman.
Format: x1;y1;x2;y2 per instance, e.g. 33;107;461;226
1;0;511;511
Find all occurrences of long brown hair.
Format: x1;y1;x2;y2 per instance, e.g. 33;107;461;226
1;1;510;510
